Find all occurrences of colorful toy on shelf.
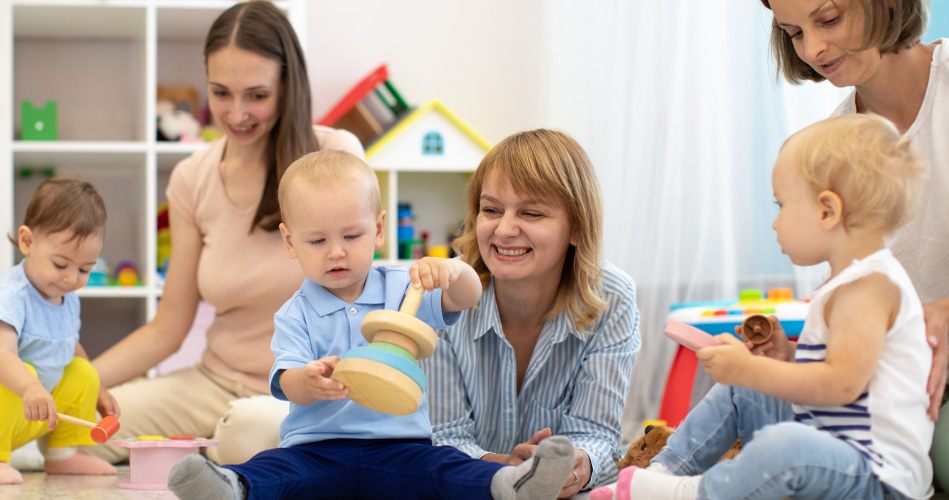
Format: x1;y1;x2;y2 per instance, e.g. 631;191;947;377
317;64;410;147
156;202;171;279
87;257;110;286
660;288;810;427
55;413;120;444
21;100;58;141
109;437;219;489
332;286;436;415
114;261;140;287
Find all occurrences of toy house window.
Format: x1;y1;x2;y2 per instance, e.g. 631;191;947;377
422;131;444;155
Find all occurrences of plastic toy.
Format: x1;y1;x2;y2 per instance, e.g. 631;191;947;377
659;288;810;426
113;261;140;287
317;64;410;147
55;413;120;444
664;320;721;351
156;202;171;278
87;257;110;286
21;100;58;141
109;437;219;489
332;285;436;415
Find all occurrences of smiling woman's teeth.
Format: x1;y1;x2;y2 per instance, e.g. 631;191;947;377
497;247;527;256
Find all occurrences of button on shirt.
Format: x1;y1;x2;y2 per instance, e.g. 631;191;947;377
421;261;640;488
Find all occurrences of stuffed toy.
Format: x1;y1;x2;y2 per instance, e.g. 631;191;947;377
617;423;742;471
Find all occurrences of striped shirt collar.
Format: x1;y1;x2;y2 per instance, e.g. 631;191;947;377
474;279;585;345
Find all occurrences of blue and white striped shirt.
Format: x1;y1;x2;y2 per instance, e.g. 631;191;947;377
420;261;640;488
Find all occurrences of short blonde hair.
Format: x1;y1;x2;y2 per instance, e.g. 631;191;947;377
784;114;926;234
277;150;380;226
452;129;606;333
761;0;929;84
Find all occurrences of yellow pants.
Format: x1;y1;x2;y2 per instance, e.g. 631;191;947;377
0;357;100;462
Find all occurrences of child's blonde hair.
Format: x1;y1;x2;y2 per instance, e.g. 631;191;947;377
277;150;381;226
8;178;107;245
452;129;606;333
785;114;926;234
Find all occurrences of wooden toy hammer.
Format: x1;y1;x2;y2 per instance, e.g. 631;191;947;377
332;285;437;415
56;413;121;443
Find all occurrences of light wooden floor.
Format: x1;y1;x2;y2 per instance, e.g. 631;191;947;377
2;467;177;500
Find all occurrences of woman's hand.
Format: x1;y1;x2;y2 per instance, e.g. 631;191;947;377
22;381;57;431
506;428;552;465
923;298;949;421
302;356;348;401
558;449;591;499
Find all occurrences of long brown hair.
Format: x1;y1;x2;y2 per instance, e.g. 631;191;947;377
205;1;317;232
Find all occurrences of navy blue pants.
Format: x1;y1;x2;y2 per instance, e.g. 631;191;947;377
225;438;506;500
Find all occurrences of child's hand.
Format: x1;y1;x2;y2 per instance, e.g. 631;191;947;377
736;315;793;362
97;386;120;418
410;257;458;291
22;381;57;431
696;334;753;386
302;357;348;401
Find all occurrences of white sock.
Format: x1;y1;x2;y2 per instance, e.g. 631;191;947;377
43;446;76;462
168;454;245;500
646;462;674;475
490;436;575;500
589;466;700;500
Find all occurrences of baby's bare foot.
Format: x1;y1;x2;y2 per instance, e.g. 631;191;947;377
0;462;24;484
44;452;116;476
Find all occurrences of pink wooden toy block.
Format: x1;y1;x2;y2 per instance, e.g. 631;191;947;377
664;320;722;351
109;437;218;489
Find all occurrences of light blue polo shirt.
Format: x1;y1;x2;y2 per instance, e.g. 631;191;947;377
0;262;81;392
270;265;459;448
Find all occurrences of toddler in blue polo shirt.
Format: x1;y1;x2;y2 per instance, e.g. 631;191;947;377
168;150;574;500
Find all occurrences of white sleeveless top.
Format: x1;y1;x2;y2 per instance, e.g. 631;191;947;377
792;249;933;499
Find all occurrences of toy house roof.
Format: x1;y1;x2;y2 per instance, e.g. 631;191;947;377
366;100;492;171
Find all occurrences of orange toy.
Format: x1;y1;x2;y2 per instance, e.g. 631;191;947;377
56;413;120;443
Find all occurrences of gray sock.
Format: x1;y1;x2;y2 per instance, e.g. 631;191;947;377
168;454;245;500
490;436;575;500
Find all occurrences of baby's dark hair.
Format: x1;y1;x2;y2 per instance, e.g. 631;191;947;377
7;178;107;245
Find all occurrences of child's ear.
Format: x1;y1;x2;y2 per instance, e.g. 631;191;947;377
17;226;34;256
278;223;297;259
817;190;844;230
374;210;386;250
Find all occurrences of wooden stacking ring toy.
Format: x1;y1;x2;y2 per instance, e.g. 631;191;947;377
332;285;437;415
741;314;772;345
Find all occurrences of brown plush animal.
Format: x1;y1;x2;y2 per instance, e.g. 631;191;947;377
617;423;742;471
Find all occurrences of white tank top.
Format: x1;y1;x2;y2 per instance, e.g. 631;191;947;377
792;248;933;499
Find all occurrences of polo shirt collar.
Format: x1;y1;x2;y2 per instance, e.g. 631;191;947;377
300;270;386;316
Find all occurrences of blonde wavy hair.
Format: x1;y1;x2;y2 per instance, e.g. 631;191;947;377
452;129;606;333
785;114;926;234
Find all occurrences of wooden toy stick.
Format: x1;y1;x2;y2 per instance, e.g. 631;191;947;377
399;285;424;316
56;413;121;443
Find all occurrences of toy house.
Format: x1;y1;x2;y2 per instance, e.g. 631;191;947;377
319;66;491;261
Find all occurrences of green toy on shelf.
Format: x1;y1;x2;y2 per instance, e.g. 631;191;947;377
21;100;58;141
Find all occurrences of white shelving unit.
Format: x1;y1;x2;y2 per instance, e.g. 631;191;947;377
1;0;307;358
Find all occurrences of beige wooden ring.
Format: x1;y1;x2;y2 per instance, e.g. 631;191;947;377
361;310;438;359
332;357;423;415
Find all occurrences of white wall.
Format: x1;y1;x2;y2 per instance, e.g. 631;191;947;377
306;0;553;146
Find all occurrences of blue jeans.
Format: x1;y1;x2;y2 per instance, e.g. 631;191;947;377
652;384;909;500
226;438;505;500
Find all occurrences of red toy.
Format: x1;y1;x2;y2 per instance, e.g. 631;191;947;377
55;413;120;444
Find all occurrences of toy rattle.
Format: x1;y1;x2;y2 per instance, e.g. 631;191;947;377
55;413;120;443
740;314;772;345
332;285;437;415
